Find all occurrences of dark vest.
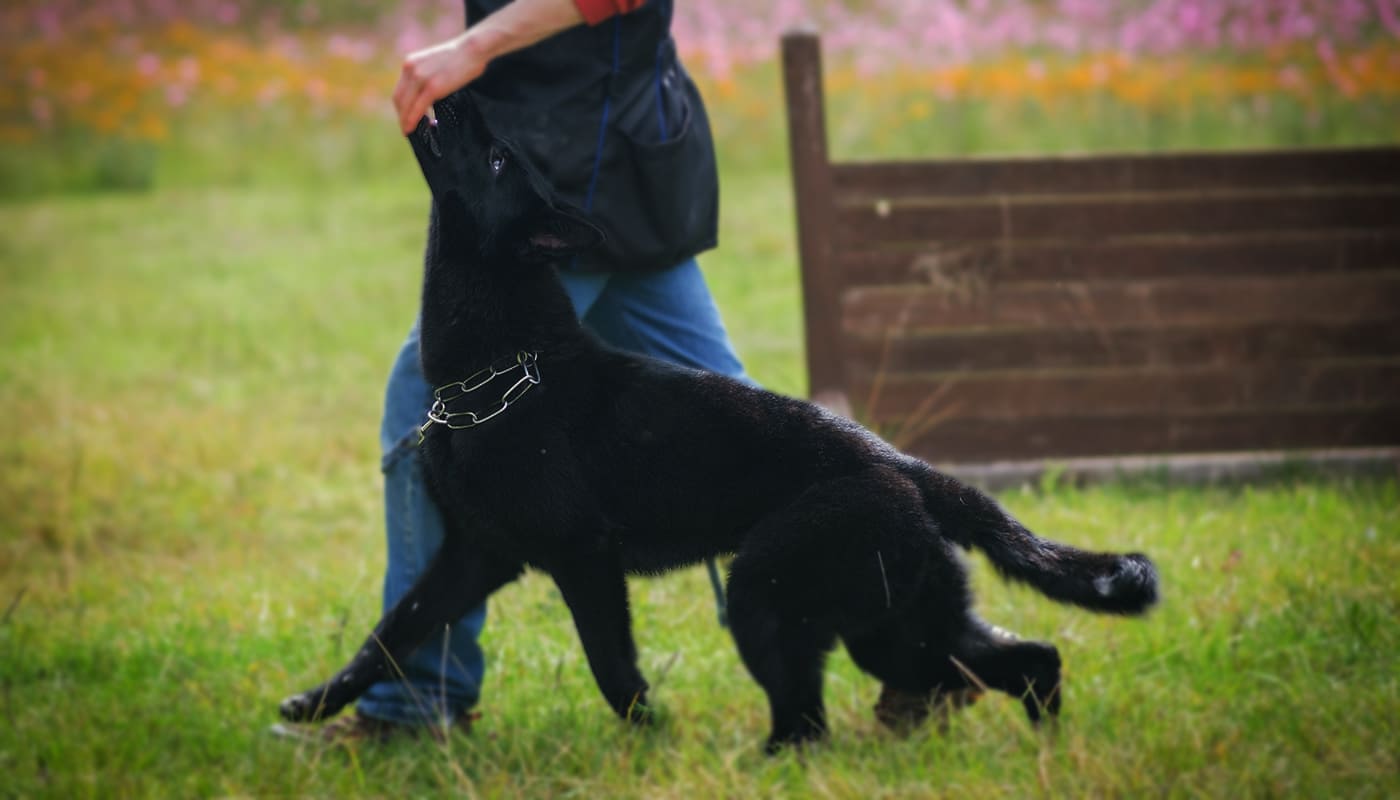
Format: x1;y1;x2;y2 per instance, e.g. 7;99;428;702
465;0;719;273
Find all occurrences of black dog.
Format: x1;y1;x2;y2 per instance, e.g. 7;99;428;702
279;90;1158;752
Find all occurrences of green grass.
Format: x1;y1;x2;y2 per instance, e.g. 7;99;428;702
3;78;1399;797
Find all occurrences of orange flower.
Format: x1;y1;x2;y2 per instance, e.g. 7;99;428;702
135;115;169;142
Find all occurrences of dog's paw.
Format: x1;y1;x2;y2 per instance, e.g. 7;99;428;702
873;685;933;732
624;695;655;726
763;715;828;755
763;728;826;756
278;691;324;723
1022;682;1062;726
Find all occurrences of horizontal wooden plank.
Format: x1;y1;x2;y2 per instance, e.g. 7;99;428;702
841;273;1400;334
850;363;1400;422
835;230;1400;286
841;321;1400;374
833;189;1400;247
884;408;1400;462
944;448;1400;491
831;147;1400;199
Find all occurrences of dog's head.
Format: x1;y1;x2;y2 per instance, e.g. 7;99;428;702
407;89;603;264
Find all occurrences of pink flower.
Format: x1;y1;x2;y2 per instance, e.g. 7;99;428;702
178;57;201;84
33;7;60;38
257;82;285;107
1315;38;1358;97
1277;64;1305;90
1378;0;1400;39
215;3;240;26
30;97;52;127
165;85;190;108
137;53;161;78
305;78;329;104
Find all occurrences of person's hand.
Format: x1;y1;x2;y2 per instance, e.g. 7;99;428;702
393;33;488;134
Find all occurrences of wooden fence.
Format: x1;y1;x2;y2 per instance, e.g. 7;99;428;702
781;30;1400;464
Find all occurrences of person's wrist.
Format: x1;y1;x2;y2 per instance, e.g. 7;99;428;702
458;27;502;68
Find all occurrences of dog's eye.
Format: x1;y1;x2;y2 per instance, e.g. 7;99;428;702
488;146;507;175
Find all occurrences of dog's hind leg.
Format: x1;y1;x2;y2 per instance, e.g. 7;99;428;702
550;553;651;724
279;534;523;723
948;621;1062;724
727;571;836;754
728;468;931;752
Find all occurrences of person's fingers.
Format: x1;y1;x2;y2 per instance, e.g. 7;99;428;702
398;73;433;135
395;55;439;130
392;64;417;121
394;36;479;133
402;81;442;134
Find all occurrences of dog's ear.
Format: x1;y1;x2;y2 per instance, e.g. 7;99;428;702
519;208;605;263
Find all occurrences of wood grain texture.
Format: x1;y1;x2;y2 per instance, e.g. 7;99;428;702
841;273;1400;334
887;408;1400;462
833;189;1400;247
831;147;1400;199
851;363;1400;422
841;321;1400;373
835;231;1400;286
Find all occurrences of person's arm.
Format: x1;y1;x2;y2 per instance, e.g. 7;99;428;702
392;0;645;134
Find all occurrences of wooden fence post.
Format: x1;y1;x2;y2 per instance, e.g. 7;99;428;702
781;29;847;411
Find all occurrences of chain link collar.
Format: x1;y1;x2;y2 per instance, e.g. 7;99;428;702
417;351;540;443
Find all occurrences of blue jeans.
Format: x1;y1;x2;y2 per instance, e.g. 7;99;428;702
356;259;748;724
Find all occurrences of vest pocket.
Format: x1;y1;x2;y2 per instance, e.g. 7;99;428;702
588;76;719;272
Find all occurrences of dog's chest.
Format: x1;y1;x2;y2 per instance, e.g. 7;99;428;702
421;424;590;543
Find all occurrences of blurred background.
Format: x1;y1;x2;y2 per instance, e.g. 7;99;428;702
1;3;1398;796
3;0;1397;196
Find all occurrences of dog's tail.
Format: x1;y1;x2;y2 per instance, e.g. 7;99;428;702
907;462;1158;615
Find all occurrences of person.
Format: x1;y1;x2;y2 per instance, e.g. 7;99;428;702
321;0;748;741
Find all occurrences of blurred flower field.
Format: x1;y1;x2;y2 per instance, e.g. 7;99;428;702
2;0;1398;195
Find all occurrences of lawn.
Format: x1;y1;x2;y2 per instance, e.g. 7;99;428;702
3;151;1399;799
3;4;1400;796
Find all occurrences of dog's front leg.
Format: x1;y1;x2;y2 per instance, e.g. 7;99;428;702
279;537;523;723
550;554;651;724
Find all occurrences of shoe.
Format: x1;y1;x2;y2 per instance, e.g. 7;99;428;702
270;708;479;745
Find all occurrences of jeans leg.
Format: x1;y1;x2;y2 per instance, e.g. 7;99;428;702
556;267;610;318
356;322;486;725
580;258;750;382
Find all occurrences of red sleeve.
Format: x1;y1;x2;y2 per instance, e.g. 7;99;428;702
573;0;646;26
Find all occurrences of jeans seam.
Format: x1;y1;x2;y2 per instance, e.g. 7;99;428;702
381;430;419;473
